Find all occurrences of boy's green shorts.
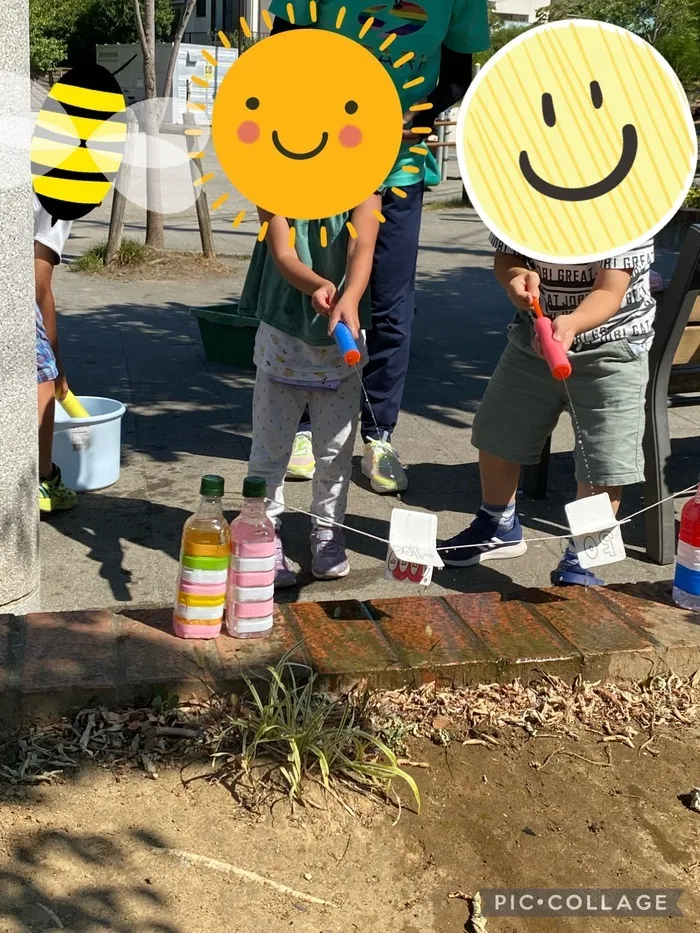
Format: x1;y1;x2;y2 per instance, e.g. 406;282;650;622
472;322;649;487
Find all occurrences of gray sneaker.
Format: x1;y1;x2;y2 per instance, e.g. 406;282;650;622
311;528;350;580
274;535;297;589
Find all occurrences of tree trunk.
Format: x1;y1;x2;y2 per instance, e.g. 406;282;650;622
144;0;164;249
106;112;138;266
133;0;198;251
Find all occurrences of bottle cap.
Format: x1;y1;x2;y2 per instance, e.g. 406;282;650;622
242;476;267;499
200;474;225;497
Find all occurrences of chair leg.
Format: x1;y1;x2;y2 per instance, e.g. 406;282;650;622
643;386;675;565
523;435;551;499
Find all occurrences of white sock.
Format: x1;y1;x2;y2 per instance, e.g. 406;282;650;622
481;501;516;531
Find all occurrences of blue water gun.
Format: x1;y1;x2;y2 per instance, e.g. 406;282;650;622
333;322;361;366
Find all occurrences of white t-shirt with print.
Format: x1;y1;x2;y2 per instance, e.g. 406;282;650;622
490;234;656;352
33;194;72;263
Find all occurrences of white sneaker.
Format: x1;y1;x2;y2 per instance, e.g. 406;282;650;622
361;437;408;494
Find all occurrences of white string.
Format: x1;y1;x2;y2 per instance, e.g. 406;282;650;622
617;484;697;525
265;482;697;553
265;497;389;544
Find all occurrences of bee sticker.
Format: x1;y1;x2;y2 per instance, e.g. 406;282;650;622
31;65;127;224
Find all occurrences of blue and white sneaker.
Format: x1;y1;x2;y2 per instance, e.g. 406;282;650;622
551;548;605;587
440;510;528;568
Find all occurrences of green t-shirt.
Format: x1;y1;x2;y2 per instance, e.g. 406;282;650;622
267;0;490;188
239;213;372;347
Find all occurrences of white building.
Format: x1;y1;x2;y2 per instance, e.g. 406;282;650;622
171;0;273;45
493;0;550;25
97;42;238;123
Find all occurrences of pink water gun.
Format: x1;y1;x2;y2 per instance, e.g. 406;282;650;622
531;298;572;381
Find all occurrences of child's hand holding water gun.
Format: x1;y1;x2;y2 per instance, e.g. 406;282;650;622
531;313;578;357
507;270;541;311
311;281;360;339
328;293;360;340
549;315;579;353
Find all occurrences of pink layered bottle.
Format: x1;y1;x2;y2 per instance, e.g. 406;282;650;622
227;476;275;639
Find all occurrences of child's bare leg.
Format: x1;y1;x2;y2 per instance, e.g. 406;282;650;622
576;482;622;515
479;451;521;506
38;379;56;479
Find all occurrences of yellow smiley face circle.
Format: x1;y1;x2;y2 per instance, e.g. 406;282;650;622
212;29;403;220
457;20;698;263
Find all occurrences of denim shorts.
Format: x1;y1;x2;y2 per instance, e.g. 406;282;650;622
36;304;58;384
471;322;649;487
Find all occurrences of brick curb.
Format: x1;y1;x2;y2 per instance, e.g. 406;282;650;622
2;583;700;727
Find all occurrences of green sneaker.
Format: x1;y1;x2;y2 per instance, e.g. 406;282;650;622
39;465;78;513
286;431;315;480
361;437;408;495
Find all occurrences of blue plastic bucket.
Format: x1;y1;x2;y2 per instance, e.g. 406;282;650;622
53;396;127;491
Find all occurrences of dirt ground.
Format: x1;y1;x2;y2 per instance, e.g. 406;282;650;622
1;730;700;933
70;252;249;281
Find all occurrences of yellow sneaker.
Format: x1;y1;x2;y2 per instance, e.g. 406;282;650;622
286;431;315;480
361;438;408;494
39;465;78;513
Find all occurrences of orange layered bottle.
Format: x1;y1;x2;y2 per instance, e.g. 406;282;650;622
173;475;230;639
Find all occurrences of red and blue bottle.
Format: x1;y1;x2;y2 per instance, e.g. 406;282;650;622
673;483;700;611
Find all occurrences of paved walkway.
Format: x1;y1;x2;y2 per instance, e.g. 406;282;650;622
42;183;700;614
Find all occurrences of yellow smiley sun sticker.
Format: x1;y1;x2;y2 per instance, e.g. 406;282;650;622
457;19;698;264
211;26;404;222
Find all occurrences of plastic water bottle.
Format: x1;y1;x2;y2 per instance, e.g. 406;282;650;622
673;481;700;612
173;475;230;639
227;476;276;639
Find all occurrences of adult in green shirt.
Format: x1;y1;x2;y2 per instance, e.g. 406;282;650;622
270;0;490;493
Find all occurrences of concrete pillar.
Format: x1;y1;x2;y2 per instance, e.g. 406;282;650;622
0;0;40;612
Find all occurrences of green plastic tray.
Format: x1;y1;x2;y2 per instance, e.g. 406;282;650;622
189;303;259;371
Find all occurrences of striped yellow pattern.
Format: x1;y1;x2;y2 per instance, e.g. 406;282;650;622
33;174;111;204
31;139;122;174
31;68;126;220
459;21;697;262
50;82;125;112
36;109;126;143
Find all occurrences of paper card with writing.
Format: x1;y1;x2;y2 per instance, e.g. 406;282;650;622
384;508;444;587
565;493;626;570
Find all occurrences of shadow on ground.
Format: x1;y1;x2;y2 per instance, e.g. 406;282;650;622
0;823;181;933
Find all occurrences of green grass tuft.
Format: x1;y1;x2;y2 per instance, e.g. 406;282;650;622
424;196;468;212
684;186;700;209
210;653;421;815
72;239;148;272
